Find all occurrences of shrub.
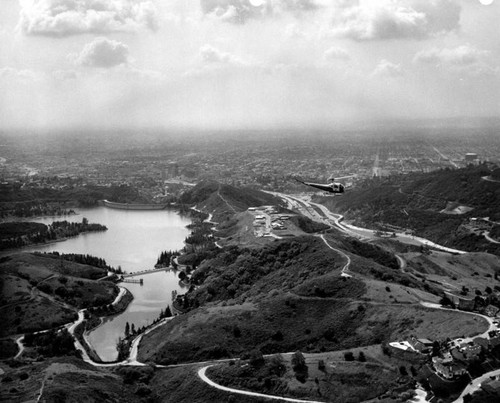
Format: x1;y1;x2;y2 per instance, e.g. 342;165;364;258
344;351;354;361
58;277;68;285
248;350;264;368
291;351;306;370
268;354;286;377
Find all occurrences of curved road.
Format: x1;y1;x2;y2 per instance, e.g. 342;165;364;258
319;234;352;277
454;369;500;403
14;336;25;359
419;302;496;342
198;366;325;403
484;231;500;244
11;198;496;402
293;194;466;254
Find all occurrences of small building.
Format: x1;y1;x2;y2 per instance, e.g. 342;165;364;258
409;336;433;354
432;354;467;379
388;341;428;362
450;344;481;362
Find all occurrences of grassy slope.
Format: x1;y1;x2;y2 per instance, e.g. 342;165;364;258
139;292;487;366
207;349;409;403
0;357;139;403
139;236;488;365
0;253;108;281
179;180;282;222
150;366;260;403
403;250;500;295
0;253;116;336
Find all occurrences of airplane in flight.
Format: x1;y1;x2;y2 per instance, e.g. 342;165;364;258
294;174;354;194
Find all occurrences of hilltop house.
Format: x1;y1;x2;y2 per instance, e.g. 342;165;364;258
450;343;482;362
408;336;433;354
432;353;467;379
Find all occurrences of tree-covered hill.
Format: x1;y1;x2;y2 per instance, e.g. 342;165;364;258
139;233;482;365
321;164;500;254
0;184;148;213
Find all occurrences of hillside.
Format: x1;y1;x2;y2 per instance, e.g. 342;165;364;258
0;253;117;337
179;180;282;222
320;164;500;254
0;184;148;217
138;235;485;366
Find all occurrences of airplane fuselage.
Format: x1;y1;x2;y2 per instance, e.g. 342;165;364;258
302;181;344;194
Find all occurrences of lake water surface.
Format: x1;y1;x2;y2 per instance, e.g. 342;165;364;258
25;207;191;361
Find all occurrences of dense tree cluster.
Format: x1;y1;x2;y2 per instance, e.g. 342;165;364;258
42;252;119;273
156;250;180;266
0;218;107;250
0;222;48;249
289;215;329;233
7;202;75;218
23;329;76;357
183;237;338;308
342;239;399;270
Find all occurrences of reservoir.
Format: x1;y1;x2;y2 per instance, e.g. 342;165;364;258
25;207;191;361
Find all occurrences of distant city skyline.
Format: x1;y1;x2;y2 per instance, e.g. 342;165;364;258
0;0;499;131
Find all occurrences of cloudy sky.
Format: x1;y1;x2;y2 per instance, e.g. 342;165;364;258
0;0;499;131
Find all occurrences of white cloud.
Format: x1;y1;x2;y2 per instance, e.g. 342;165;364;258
414;45;489;66
330;0;460;41
323;46;349;62
0;66;40;81
184;44;265;78
52;69;78;80
370;59;403;77
199;44;253;66
18;0;159;37
76;38;129;68
200;44;235;64
201;0;320;24
413;45;497;77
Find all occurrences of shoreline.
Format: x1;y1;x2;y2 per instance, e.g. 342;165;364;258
101;199;171;210
75;287;134;363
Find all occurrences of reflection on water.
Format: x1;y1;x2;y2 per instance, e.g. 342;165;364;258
26;207;191;361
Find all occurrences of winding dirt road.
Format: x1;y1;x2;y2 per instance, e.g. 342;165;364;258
198;366;325;403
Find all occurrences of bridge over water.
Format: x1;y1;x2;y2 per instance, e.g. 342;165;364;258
121;266;172;278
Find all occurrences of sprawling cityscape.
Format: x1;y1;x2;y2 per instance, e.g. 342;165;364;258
2;127;499;201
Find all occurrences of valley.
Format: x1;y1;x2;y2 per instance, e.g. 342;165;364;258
1;137;500;403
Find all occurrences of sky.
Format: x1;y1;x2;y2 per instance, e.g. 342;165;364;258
0;0;499;131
